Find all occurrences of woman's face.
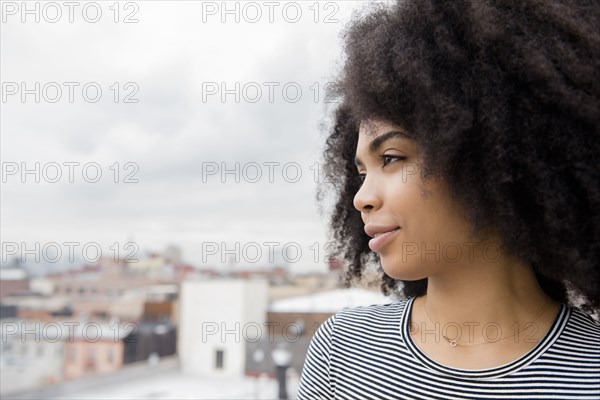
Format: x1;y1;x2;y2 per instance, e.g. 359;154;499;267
353;119;480;281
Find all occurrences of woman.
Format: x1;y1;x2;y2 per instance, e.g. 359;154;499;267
298;1;599;399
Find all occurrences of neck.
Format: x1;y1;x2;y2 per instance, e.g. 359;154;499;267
409;237;560;366
421;243;551;331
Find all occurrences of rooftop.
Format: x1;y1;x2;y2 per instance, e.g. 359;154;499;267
269;287;394;313
5;357;286;400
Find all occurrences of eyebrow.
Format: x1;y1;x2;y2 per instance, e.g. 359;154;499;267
354;130;413;167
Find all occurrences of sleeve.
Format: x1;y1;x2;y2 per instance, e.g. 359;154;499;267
296;314;336;400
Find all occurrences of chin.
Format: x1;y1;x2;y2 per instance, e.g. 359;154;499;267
379;256;428;281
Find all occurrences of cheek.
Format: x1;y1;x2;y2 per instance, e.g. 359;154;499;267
386;189;444;261
387;179;426;222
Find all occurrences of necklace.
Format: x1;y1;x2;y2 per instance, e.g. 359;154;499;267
421;296;551;347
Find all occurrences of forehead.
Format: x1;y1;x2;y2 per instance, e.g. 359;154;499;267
359;119;397;137
356;119;416;150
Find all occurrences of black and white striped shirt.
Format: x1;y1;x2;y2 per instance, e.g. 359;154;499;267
297;297;600;399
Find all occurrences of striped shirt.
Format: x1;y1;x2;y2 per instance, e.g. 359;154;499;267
297;297;600;399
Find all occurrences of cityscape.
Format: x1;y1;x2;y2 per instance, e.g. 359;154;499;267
0;245;392;399
1;1;387;398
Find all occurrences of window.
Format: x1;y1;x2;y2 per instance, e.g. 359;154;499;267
215;349;224;370
88;347;96;361
2;342;12;353
108;347;114;364
68;347;77;362
85;347;96;371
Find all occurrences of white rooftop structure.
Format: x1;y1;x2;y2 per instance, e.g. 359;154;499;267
269;288;395;313
0;268;27;280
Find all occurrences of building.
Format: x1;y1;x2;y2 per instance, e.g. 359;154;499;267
62;322;134;380
178;278;269;377
0;267;30;299
1;319;65;395
122;321;177;364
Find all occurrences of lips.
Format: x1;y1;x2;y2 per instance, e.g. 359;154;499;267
364;225;401;252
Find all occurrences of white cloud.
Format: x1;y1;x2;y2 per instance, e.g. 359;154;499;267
1;1;363;273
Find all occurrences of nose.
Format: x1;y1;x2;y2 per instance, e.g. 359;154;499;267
353;175;381;213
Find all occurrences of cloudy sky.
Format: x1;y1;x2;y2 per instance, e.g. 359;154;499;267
1;1;388;273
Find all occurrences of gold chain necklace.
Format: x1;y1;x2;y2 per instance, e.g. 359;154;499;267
421;296;551;347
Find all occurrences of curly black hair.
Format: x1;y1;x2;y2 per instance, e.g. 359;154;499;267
318;0;600;313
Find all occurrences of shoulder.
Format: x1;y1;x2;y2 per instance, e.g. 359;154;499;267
560;305;600;347
315;299;410;343
333;298;408;324
302;299;409;376
297;299;409;400
542;304;600;367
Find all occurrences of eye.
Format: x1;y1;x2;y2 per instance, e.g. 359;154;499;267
356;173;366;185
353;166;366;186
381;154;407;166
